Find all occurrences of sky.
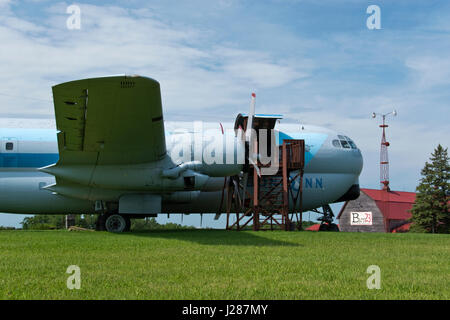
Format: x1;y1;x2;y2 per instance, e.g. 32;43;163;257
0;0;449;228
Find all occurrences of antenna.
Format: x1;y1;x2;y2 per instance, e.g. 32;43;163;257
372;110;397;191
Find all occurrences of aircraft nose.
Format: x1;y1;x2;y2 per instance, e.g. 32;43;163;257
351;147;363;175
334;134;363;175
341;136;363;176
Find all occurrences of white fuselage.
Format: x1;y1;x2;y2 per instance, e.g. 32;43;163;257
0;121;363;215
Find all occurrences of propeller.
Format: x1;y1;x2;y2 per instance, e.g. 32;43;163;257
245;93;261;177
245;93;256;142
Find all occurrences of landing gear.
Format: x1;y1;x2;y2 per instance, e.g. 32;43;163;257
96;213;131;232
319;222;340;232
95;214;107;231
315;204;339;232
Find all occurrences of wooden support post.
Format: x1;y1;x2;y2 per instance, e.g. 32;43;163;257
299;168;304;230
225;179;231;230
282;142;289;231
253;166;259;231
226;214;229;230
225;138;304;232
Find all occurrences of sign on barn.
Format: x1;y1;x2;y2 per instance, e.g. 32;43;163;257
350;212;373;225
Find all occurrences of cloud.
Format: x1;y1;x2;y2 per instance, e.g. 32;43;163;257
405;56;450;89
0;2;304;118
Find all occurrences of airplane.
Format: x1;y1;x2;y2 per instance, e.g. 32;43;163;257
0;75;363;232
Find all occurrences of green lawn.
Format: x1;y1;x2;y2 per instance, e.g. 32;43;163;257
0;230;448;299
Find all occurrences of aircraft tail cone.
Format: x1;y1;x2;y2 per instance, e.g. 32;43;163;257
38;164;58;175
42;183;58;192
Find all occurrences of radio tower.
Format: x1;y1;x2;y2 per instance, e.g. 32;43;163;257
372;110;397;191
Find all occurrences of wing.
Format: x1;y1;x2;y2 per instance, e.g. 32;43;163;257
52;75;166;165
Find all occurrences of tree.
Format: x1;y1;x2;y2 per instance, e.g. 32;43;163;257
410;144;450;233
21;215;64;230
20;215;195;231
131;217;195;231
21;214;95;230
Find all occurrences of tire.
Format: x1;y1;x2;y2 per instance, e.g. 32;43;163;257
319;223;329;231
328;223;340;232
105;214;128;233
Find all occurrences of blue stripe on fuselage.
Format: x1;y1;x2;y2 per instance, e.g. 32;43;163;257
0;153;59;168
0;130;328;168
277;132;328;166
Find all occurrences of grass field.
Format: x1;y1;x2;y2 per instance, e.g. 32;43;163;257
0;229;449;299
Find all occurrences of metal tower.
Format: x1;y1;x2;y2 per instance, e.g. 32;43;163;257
372;110;397;191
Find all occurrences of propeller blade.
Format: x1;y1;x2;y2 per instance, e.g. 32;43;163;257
245;93;256;142
232;177;242;205
248;157;261;177
244;93;261;177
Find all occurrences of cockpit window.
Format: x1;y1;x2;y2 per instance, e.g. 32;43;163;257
340;140;350;148
332;140;341;148
333;135;358;149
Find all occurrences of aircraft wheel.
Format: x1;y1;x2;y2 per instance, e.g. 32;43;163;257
328;223;340;232
105;214;128;233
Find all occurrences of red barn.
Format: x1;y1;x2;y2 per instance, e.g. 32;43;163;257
337;188;416;232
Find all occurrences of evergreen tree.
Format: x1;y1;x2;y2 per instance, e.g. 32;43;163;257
410;144;450;233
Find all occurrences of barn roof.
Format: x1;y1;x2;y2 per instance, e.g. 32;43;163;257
361;189;416;203
305;224;321;231
361;188;416;220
